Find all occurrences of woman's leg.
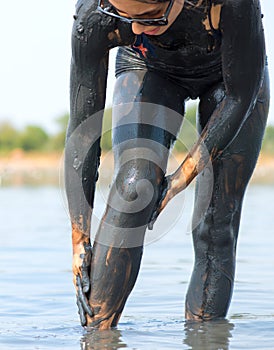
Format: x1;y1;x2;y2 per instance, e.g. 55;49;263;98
87;70;188;329
185;68;270;320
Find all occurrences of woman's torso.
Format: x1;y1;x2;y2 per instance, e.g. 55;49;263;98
115;0;224;98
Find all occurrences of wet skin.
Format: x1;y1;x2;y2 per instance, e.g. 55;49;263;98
65;0;269;328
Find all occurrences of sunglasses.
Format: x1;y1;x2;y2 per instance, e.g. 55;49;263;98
97;0;174;26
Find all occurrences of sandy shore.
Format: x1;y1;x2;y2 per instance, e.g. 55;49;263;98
0;149;273;186
0;150;64;186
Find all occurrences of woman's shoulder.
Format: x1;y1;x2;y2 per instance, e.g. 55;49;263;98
72;0;135;49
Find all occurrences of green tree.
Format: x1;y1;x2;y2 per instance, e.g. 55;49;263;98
262;125;274;154
174;103;197;153
0;121;20;151
101;108;112;151
49;113;69;151
19;125;49;151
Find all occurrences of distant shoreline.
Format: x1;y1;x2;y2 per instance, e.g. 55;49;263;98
0;149;273;186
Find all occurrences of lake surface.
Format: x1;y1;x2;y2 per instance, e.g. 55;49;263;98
0;184;274;349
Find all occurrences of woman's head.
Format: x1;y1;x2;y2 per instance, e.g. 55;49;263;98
99;0;185;36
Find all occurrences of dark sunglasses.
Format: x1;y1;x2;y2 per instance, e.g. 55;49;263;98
97;0;174;26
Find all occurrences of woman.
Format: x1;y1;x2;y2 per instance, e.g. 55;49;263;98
65;0;269;329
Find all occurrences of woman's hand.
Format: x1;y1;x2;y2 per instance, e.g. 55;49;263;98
148;154;198;229
72;241;93;326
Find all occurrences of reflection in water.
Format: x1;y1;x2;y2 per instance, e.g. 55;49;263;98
81;320;234;350
183;319;234;350
81;329;127;350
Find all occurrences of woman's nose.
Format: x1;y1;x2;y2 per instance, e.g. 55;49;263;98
131;22;145;35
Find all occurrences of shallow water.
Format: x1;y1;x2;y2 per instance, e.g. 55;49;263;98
0;184;274;349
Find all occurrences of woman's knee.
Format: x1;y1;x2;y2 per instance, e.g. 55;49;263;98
108;159;163;220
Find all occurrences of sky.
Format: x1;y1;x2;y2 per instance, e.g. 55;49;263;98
0;1;274;134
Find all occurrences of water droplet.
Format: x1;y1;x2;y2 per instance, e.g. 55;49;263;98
76;24;84;33
73;157;82;171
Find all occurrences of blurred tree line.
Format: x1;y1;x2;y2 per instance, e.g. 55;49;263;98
0;106;274;154
0;114;69;154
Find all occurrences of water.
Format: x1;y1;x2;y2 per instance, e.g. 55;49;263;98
0;184;274;349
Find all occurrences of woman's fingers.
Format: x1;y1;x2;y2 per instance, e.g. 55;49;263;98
76;275;94;321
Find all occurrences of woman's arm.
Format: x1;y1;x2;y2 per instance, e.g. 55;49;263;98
198;0;266;160
65;0;117;325
149;0;266;227
65;1;109;325
65;0;133;325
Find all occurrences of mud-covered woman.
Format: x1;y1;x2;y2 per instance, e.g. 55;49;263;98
65;0;269;329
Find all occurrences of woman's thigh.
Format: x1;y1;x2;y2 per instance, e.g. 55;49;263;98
112;70;188;154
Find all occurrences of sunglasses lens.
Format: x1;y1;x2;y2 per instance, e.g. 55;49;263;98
138;21;156;26
139;20;165;26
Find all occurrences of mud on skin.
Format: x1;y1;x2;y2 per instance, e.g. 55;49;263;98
66;0;269;328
